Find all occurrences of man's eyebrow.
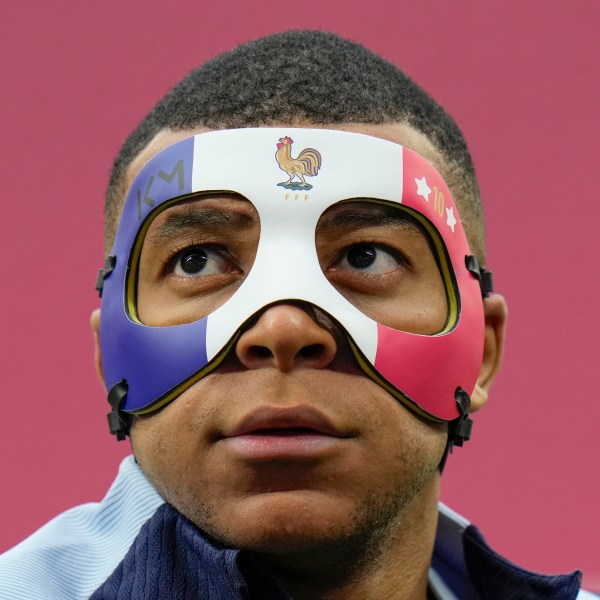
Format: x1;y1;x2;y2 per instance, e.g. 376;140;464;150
148;207;255;243
318;206;421;233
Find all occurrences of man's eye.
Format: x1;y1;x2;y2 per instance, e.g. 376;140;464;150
172;247;231;277
335;243;401;274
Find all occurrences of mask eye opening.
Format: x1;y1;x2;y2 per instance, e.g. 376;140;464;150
316;198;460;336
125;190;247;324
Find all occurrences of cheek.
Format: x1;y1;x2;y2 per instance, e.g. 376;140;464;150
354;399;447;487
352;277;448;336
129;399;216;506
399;275;448;334
137;288;234;327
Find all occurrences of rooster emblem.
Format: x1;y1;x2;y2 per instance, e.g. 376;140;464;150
275;136;322;190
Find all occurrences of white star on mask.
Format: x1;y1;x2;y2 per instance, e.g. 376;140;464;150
446;206;457;232
415;176;431;202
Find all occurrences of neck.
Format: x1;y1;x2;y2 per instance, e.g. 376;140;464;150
252;476;440;600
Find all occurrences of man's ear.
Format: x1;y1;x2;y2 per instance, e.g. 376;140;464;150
470;294;508;412
90;309;106;390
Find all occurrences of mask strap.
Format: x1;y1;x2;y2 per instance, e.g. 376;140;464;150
465;255;494;298
107;380;131;441
95;255;117;298
439;388;473;472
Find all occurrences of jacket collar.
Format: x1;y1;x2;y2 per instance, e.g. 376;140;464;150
431;503;582;599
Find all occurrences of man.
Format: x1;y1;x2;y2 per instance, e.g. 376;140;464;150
0;31;595;599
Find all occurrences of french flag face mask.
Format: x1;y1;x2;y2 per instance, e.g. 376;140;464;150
97;128;490;443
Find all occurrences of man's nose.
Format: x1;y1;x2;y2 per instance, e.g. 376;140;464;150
235;304;337;372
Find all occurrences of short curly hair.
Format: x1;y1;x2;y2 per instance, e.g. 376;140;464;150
105;30;485;262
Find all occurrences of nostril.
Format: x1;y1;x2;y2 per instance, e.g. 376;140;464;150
298;344;325;359
249;346;273;360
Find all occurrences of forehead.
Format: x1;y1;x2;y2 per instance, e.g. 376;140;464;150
122;122;445;207
113;127;464;274
119;128;453;241
145;194;422;245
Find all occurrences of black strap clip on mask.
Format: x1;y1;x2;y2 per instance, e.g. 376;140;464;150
465;255;494;298
439;388;473;472
95;255;116;298
107;380;131;441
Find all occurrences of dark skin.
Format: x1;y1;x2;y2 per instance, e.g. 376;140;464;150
91;122;507;600
135;196;448;333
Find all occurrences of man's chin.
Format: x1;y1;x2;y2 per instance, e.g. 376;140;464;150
191;490;352;547
177;484;422;559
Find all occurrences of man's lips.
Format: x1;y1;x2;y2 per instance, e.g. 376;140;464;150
229;405;343;437
221;405;351;460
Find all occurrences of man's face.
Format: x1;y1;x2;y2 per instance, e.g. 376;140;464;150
126;123;450;556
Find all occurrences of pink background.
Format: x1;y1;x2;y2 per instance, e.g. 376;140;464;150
2;0;599;590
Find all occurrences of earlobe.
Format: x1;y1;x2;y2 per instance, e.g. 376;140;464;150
90;309;106;389
470;294;508;412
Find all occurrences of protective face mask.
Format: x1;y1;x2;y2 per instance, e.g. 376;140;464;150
98;128;490;443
